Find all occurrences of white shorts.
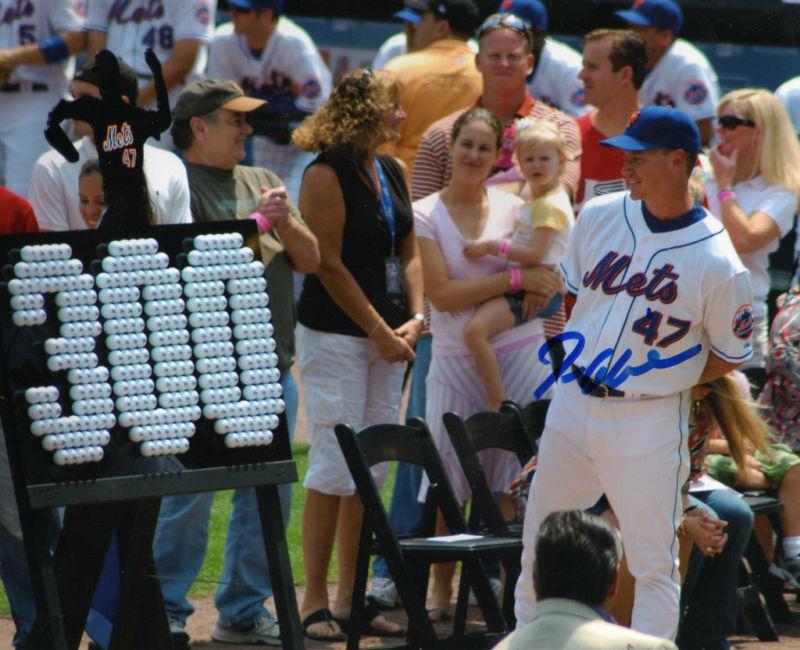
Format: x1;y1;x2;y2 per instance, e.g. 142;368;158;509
297;324;406;496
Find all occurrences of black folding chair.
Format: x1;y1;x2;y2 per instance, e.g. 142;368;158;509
442;399;547;630
334;418;520;650
738;492;791;636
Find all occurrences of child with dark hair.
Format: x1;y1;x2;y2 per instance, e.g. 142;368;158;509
77;158;105;229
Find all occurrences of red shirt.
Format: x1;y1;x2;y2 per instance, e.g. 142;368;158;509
575;112;627;213
0;186;39;234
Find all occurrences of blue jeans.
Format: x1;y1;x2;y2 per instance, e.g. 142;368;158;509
0;519;62;646
153;371;299;627
677;489;754;650
373;336;431;580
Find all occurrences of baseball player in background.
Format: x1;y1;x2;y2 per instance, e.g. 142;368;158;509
207;0;331;203
615;0;719;147
514;106;754;640
499;0;589;119
0;0;86;197
87;0;215;112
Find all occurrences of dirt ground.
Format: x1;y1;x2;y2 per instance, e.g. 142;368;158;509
0;584;798;649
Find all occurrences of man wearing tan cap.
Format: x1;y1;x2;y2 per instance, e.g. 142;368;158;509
153;79;319;648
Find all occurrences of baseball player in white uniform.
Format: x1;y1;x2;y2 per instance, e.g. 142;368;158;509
514;107;753;640
498;0;588;118
776;75;800;135
87;0;214;111
615;0;719;146
0;0;85;197
207;0;331;203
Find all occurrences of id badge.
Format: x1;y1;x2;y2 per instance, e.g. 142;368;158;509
385;256;403;295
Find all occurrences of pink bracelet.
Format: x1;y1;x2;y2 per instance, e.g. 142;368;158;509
249;211;272;233
497;239;511;258
509;267;523;292
717;189;735;203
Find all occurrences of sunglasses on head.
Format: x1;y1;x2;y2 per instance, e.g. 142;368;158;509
478;13;532;42
717;115;756;130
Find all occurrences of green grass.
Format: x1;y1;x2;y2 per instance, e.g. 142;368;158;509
189;442;397;597
0;442;397;612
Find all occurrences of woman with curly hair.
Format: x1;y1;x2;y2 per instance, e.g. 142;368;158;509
291;68;423;641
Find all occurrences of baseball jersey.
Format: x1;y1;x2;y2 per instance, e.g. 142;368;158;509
30;135;192;230
560;192;753;395
373;31;407;70
775;75;800;135
639;39;720;122
574;111;627;212
0;0;85;87
706;174;798;319
207;17;331;119
528;37;589;119
87;0;214;102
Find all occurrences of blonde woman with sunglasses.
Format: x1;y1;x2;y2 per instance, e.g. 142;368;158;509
707;88;800;391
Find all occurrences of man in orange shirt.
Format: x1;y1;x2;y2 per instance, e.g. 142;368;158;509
380;0;483;171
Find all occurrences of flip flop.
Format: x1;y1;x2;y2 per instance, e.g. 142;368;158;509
334;603;406;638
302;608;345;642
426;605;451;622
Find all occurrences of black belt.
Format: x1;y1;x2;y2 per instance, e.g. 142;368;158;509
572;365;626;398
1;82;48;93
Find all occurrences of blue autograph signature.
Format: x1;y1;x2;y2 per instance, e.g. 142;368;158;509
533;331;702;399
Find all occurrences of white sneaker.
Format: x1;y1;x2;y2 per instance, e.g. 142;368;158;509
211;613;281;646
468;577;503;606
367;577;402;608
769;552;800;588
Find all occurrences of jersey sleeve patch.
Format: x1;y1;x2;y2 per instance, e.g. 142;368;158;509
195;2;212;26
570;86;586;108
732;304;754;340
300;77;322;100
683;80;709;106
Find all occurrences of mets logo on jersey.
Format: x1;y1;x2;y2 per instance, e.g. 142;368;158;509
683;80;708;106
300;78;322;100
570;85;586;108
195;1;211;26
732;304;754;340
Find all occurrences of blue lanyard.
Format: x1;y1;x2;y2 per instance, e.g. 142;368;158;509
358;158;396;254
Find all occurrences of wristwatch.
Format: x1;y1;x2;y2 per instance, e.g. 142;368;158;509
412;313;425;324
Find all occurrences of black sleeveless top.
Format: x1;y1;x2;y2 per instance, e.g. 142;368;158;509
297;152;414;337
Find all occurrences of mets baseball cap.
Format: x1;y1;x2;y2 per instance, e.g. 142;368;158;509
173;79;265;120
227;0;284;10
394;0;481;33
74;56;139;104
497;0;547;30
600;106;701;153
615;0;682;34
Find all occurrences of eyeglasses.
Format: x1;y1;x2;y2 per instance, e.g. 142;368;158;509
717;115;756;130
478;13;533;45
